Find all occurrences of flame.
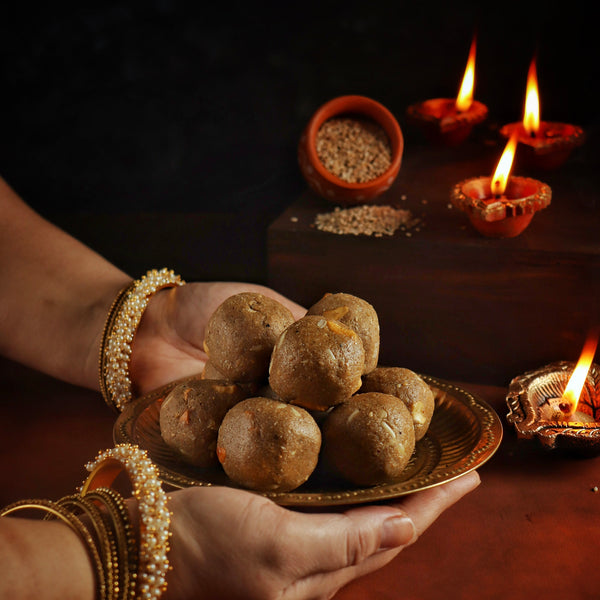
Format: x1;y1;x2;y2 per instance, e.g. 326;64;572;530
456;35;477;111
491;133;518;196
562;331;599;413
523;56;540;136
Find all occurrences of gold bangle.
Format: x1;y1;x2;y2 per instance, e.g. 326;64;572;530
85;487;139;600
1;499;108;600
57;494;119;600
82;444;171;600
99;268;185;412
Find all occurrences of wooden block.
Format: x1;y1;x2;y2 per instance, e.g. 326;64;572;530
267;142;600;386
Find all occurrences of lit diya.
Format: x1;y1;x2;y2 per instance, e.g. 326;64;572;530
450;132;551;237
499;55;584;169
506;330;600;453
407;35;488;145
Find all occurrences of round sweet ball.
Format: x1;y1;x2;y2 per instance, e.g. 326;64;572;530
203;292;295;383
361;367;435;441
216;397;321;492
160;379;247;467
269;315;365;411
322;392;416;486
307;292;380;374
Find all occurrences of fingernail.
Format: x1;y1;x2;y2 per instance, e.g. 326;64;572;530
380;514;417;549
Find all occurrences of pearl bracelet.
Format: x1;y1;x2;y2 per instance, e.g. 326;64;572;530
99;268;185;412
82;444;171;600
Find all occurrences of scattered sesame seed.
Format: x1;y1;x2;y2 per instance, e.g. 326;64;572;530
314;204;421;237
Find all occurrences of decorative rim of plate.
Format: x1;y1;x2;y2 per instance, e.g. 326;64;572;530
114;375;503;506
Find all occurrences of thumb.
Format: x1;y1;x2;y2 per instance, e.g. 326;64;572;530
278;507;416;600
284;505;417;575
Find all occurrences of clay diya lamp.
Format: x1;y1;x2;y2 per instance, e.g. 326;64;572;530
298;94;404;206
499;56;584;169
506;332;600;454
450;132;551;237
407;35;488;145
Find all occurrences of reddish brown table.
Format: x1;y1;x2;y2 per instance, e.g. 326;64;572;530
1;356;598;599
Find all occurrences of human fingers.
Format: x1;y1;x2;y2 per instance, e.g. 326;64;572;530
266;504;416;600
279;471;480;599
392;470;481;537
164;487;414;600
282;470;480;577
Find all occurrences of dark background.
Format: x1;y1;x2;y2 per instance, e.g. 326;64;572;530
1;0;597;281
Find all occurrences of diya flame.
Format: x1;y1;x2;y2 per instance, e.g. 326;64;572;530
523;56;540;137
491;132;519;197
561;330;599;416
456;35;477;112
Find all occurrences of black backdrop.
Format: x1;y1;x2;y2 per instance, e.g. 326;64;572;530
1;1;597;278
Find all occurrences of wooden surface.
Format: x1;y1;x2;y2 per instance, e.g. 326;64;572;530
267;140;600;387
2;356;600;599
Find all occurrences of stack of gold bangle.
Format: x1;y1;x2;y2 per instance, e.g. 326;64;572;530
1;444;171;600
99;268;185;412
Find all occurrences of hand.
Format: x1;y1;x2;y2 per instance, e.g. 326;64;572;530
129;282;306;395
163;471;480;600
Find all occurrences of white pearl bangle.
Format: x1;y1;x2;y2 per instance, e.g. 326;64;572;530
100;268;185;412
82;444;171;600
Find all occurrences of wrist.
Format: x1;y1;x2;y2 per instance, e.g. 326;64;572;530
82;277;133;391
2;443;171;600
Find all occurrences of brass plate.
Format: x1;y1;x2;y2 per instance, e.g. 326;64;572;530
114;375;502;506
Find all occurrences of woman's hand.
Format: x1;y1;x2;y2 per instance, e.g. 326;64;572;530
130;282;306;395
163;471;480;600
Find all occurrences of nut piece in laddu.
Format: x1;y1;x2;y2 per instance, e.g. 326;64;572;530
307;292;380;374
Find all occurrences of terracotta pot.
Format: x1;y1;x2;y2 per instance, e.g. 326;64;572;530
499;122;585;170
298;95;403;205
406;98;488;146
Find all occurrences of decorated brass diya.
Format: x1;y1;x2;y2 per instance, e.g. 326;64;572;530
450;133;551;238
506;335;600;453
407;35;488;146
499;56;584;169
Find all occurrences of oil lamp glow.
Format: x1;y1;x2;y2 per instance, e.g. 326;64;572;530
499;56;584;169
450;132;551;237
406;35;488;145
544;332;599;423
506;330;600;453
